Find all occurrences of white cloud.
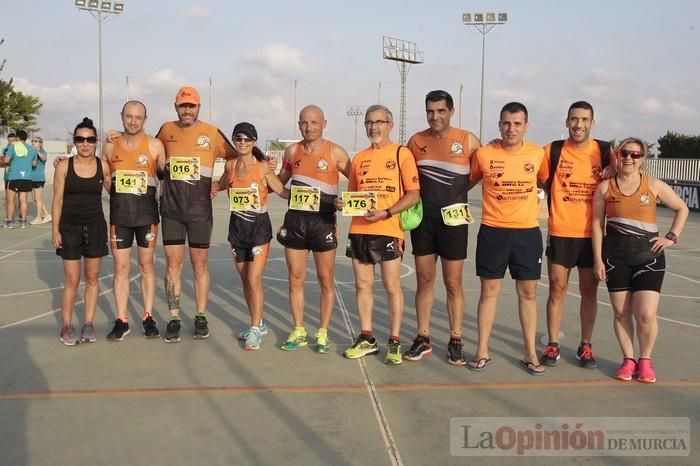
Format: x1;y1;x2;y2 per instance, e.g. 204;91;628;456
180;4;209;19
639;97;663;114
501;64;539;82
669;102;696;118
492;89;533;102
241;43;318;75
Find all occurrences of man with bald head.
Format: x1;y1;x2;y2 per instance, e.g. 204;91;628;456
102;100;166;341
276;105;351;353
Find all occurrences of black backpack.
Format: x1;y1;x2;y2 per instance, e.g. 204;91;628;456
546;139;611;214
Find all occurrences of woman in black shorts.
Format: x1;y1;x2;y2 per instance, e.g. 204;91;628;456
217;122;286;351
52;118;111;346
592;137;688;383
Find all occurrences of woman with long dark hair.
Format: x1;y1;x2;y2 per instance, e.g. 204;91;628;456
52;118;111;345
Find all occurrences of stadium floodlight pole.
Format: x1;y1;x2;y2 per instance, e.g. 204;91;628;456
462;12;507;142
346;105;365;156
209;77;213;123
382;36;424;144
74;0;125;151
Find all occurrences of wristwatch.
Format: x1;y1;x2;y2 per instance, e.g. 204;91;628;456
385;209;392;218
665;232;678;244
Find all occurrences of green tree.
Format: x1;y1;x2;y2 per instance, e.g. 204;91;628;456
657;131;700;159
0;78;42;134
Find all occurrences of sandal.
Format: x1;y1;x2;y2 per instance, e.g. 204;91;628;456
520;360;545;376
467;357;492;372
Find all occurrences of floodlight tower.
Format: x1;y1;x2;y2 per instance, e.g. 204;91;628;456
462;12;507;142
382;37;423;144
74;0;126;149
346;105;365;155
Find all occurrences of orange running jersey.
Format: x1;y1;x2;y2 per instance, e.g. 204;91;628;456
349;144;420;239
288;140;339;214
228;159;269;219
408;127;473;216
156;120;235;222
541;139;607;237
605;175;658;236
108;134;159;227
470;141;545;229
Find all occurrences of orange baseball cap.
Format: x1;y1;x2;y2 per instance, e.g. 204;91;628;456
175;86;200;105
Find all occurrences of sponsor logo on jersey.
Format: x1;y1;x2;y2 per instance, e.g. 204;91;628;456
137;154;149;166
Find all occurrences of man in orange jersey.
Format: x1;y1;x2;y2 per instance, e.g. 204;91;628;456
339;105;420;365
468;102;546;375
102;101;166;342
276;105;351;353
404;90;481;365
157;86;236;343
539;101;614;369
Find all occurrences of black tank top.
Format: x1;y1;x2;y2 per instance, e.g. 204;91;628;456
61;156;105;224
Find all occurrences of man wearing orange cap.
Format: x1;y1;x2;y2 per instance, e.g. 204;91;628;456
157;86;236;343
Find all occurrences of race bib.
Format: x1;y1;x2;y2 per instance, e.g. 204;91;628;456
289;185;320;212
342;191;377;217
115;170;147;195
169;157;200;181
441;203;474;226
229;186;261;212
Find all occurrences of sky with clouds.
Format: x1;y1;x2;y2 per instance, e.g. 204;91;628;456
1;0;698;152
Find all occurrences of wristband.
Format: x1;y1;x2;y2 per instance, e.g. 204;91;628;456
385;209;392;219
665;232;678;244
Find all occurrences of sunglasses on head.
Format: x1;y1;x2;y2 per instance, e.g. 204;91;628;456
73;136;98;144
619;149;644;159
233;135;255;143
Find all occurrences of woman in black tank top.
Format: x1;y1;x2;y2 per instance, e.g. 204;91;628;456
51;118;112;346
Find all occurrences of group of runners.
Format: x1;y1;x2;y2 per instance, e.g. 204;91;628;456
46;85;689;384
1;131;51;229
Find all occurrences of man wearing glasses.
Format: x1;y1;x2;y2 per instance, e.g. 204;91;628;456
102;101;166;341
340;105;420;364
156;87;236;343
403;90;481;365
29;136;51;224
539;101;614;369
1;129;38;229
276;105;351;354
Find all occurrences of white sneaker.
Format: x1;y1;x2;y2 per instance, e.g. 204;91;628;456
41;214;52;224
29;217;43;225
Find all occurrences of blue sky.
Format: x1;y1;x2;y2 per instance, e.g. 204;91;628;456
2;0;698;152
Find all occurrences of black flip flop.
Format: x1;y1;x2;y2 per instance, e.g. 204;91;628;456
520;360;545;376
467;357;492;372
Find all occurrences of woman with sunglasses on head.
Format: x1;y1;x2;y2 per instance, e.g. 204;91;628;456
52;118;112;346
592;137;688;383
30;136;52;224
216;122;286;350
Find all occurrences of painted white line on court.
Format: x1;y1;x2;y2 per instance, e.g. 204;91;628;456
0;273;116;298
1;231;51;251
665;270;700;285
537;280;700;329
0;274;140;331
0;250;21;260
335;282;403;466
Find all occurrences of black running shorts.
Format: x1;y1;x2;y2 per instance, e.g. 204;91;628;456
56;220;109;260
8;179;32;193
346;233;403;265
277;211;337;252
161;216;212;249
546;236;594;269
110;224;158;250
603;253;665;293
475;224;543;280
32;181;45;189
411;214;468;260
